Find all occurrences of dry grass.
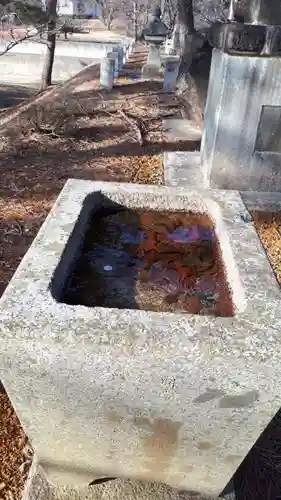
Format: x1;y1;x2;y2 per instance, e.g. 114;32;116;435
251;211;281;283
0;385;33;500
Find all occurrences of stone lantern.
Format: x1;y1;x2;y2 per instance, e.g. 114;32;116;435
141;6;170;78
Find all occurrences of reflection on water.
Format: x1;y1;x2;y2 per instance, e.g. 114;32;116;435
63;209;233;316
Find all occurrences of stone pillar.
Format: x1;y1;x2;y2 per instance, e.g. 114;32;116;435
100;56;115;90
111;46;124;76
142;44;163;79
107;50;119;78
201;50;281;191
165;38;175;54
117;45;124;72
163;57;179;91
201;14;281;192
128;41;133;55
123;42;129;63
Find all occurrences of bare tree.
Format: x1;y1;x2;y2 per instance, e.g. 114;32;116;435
40;0;58;90
162;0;177;31
0;0;62;90
125;0;151;40
175;0;230;122
175;0;196;91
96;0;120;30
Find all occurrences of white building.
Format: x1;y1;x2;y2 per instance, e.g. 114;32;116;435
42;0;100;18
58;0;100;16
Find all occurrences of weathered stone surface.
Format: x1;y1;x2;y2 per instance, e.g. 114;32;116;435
163;151;281;212
54;479;235;500
228;0;281;26
240;191;281;212
100;57;115;91
1;180;281;497
142;45;163;79
201;49;281;191
209;23;266;56
163;58;180;91
164;151;202;186
23;458;56;500
163;119;202;141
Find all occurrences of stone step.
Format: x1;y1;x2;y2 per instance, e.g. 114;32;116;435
163;118;203;142
164;151;281;214
164;151;203;187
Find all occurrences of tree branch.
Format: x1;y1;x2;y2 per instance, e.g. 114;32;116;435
0;29;38;56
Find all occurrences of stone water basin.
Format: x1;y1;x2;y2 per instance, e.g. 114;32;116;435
0;181;281;497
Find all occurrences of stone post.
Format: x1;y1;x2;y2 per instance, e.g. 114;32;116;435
107;50;119;78
142;44;163;78
128;41;133;55
100;56;115;90
163;57;180;91
110;46;124;76
122;42;129;63
117;45;124;72
165;38;175;54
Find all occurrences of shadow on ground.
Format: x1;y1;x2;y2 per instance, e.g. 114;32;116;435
221;406;281;499
0;84;35;110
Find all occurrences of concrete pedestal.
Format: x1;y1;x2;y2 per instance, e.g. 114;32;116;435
163;58;179;91
165;39;176;55
108;47;119;77
142;44;163;79
201;49;281;191
100;57;115;91
113;46;124;73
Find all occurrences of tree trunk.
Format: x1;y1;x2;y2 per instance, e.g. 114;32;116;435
106;9;113;30
176;0;196;88
177;0;195;65
179;0;194;34
41;0;57;91
175;0;210;125
133;0;138;40
177;42;212;123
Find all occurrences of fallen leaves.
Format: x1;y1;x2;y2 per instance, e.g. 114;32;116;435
0;387;33;500
251;211;281;284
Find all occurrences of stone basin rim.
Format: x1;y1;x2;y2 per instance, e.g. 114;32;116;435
0;179;280;335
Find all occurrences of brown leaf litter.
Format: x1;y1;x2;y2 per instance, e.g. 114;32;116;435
251;211;281;283
0;384;33;500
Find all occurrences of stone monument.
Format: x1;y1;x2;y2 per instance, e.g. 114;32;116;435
200;0;281;191
141;6;169;79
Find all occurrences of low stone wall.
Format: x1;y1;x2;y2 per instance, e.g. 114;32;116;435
0;52;99;88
